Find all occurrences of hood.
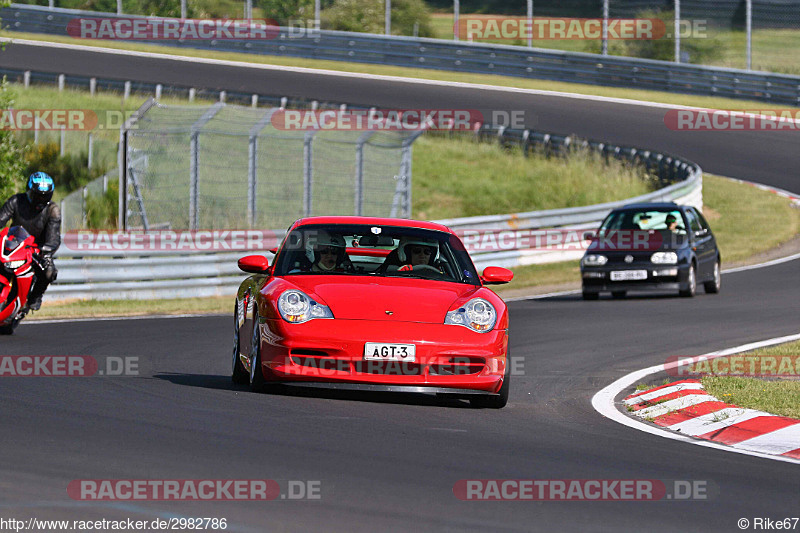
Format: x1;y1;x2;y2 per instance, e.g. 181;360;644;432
285;276;478;323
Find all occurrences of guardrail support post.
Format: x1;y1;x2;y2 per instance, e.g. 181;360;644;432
87;133;93;170
90;77;96;96
155;84;162;100
124;81;131;100
251;94;258;108
189;88;196;102
58;74;65;92
23;71;30;88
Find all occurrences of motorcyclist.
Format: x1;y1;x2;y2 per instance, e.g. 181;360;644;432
0;172;60;311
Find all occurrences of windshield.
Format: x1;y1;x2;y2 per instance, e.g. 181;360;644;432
273;224;480;285
600;209;687;234
3;226;30;254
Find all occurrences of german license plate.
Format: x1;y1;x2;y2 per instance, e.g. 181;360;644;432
364;343;416;362
611;270;648;281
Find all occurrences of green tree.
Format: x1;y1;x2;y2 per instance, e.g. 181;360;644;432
0;79;26;202
256;0;314;24
323;0;433;37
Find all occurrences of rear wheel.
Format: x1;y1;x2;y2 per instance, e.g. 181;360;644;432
611;291;627;299
680;263;696;298
704;260;721;294
249;313;267;392
231;303;249;384
471;358;510;409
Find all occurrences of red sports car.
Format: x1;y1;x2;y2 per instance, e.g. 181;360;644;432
232;216;514;408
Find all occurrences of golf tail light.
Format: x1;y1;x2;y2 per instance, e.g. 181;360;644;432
278;290;333;324
445;298;497;333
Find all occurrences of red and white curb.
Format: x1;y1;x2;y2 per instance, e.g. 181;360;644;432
592;332;800;465
624;379;800;460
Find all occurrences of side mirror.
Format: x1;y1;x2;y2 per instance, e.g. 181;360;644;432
582;231;597;241
481;266;514;285
238;255;270;274
268;248;278;255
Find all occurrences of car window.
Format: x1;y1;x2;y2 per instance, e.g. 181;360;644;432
692;209;711;231
599;209;685;233
685;210;702;233
273;224;480;285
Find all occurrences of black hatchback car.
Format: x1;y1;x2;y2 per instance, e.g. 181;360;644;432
580;202;721;299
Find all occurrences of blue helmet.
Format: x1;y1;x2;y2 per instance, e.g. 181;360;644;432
26;172;55;211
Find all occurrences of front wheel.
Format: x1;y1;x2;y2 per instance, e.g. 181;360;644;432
249;313;267;392
582;289;599;300
231;303;249;384
0;314;23;335
704;260;721;294
679;263;696;298
471;359;510;409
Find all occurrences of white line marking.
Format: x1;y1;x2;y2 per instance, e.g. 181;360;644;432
591;332;800;465
623;382;704;405
667;408;770;436
734;423;800;455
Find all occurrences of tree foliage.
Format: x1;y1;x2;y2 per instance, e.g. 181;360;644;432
323;0;433;37
0;79;26;203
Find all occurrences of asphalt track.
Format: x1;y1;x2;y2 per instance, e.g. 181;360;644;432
1;41;799;531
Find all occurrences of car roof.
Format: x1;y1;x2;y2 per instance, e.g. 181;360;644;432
617;202;683;211
291;216;454;234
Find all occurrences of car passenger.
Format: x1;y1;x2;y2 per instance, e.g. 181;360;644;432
379;236;441;273
305;232;352;273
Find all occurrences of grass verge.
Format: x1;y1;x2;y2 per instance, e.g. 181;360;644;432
2;31;794;113
412;135;656;219
701;339;800;419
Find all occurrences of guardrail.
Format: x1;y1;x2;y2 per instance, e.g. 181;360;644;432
3;3;800;105
47;124;701;301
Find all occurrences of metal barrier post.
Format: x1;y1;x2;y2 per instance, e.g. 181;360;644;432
189;103;224;230
247;108;277;227
354;131;376;216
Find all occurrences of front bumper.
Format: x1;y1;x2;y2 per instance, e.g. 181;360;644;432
581;263;690;293
257;318;508;393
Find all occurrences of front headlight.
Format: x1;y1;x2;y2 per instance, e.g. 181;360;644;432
278;290;333;323
651;252;678;264
582;254;608;267
4;260;25;269
445;298;497;332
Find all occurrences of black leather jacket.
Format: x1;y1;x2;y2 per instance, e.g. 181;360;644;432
0;194;61;254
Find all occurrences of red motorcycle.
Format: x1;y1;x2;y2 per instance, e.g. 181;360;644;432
0;226;40;335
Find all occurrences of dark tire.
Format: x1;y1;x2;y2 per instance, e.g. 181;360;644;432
0;315;22;335
470;359;510;409
704;260;721;294
582;290;599;300
249;312;267;392
611;291;627;299
231;303;249;384
679;263;697;298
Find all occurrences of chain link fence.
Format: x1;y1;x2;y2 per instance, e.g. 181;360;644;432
121;101;422;231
